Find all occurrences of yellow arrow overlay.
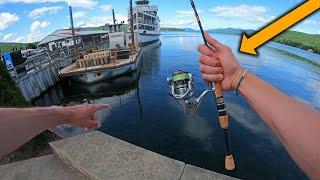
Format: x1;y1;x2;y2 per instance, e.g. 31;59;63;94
240;0;320;55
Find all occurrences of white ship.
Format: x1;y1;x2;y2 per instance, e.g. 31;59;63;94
132;0;161;46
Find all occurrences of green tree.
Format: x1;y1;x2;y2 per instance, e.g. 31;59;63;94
26;43;37;49
0;61;30;107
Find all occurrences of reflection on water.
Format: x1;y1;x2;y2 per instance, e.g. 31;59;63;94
32;32;320;179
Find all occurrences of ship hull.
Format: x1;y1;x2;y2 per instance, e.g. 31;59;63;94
138;33;160;47
72;49;143;84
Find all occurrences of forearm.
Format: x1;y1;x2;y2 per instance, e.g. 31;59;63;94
239;72;320;178
0;107;68;156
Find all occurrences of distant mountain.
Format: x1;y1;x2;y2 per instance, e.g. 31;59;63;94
160;27;184;31
183;28;198;32
160;27;320;54
207;28;255;35
161;27;255;35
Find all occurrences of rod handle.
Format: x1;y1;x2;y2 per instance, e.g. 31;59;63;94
225;155;235;171
214;81;223;97
219;115;229;129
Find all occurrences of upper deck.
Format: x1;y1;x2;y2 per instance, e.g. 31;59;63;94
136;0;149;5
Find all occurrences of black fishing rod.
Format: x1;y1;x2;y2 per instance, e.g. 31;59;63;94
189;0;235;171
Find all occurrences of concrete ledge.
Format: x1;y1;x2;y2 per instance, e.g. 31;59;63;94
50;131;185;180
49;131;239;180
0;132;238;180
0;155;87;180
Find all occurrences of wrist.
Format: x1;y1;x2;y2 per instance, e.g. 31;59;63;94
231;68;245;90
51;106;73;124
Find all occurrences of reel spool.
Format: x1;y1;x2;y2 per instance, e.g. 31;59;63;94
167;70;215;112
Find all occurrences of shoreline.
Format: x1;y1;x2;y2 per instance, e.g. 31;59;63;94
161;30;320;66
266;42;320;67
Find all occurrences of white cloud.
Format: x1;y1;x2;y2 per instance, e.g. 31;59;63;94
100;4;112;12
3;33;25;42
30;20;51;32
161;19;197;28
209;5;272;23
3;33;15;41
28;6;63;18
73;11;86;19
0;0;98;9
76;14;127;28
2;25;46;42
15;36;25;42
0;13;19;30
26;31;43;42
76;21;86;27
69;0;97;9
176;9;202;17
303;20;317;25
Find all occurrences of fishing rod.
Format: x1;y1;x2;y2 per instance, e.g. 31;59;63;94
189;0;235;171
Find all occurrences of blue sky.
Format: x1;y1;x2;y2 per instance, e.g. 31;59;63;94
0;0;319;43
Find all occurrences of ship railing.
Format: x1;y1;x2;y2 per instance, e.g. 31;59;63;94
47;40;109;60
150;5;158;11
137;21;158;27
130;6;158;14
76;48;136;69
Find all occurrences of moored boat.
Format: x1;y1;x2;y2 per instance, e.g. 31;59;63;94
58;0;143;84
132;0;161;46
59;45;142;84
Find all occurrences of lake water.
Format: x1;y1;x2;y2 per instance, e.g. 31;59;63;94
34;32;320;179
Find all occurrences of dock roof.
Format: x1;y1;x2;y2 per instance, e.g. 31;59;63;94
37;29;109;46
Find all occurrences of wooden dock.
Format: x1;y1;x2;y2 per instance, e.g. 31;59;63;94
10;51;70;101
16;61;60;101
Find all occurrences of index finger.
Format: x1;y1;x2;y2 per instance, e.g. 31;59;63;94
197;45;216;57
91;104;109;112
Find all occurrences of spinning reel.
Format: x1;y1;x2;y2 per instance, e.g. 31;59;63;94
167;70;215;112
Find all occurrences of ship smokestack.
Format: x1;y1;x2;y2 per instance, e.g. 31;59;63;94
130;0;136;51
69;5;78;60
112;9;116;24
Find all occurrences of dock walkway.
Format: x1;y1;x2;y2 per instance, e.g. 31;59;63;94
0;132;238;180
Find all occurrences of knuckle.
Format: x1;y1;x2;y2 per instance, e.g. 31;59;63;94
202;74;208;81
217;68;223;74
198;55;204;61
197;45;204;51
199;65;204;72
